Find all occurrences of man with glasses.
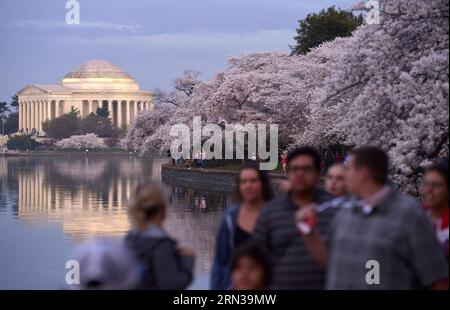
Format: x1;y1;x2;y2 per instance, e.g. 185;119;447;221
296;147;449;289
253;147;336;289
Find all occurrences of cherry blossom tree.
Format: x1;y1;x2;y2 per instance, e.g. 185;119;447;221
201;49;344;147
174;70;202;97
122;106;174;154
56;133;107;149
124;0;448;193
125;70;205;154
127;47;346;155
154;70;202;107
297;0;449;194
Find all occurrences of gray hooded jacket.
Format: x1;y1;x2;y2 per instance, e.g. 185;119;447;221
125;225;194;290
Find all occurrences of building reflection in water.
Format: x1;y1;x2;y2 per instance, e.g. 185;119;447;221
16;157;146;239
7;156;229;278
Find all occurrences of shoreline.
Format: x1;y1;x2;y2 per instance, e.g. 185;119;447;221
161;163;287;194
1;150;133;157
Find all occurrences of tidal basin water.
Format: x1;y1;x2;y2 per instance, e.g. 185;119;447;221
0;156;231;289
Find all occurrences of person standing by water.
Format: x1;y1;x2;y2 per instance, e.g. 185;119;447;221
253;147;335;290
125;181;195;290
281;151;288;174
201;148;207;168
210;163;273;290
422;161;449;258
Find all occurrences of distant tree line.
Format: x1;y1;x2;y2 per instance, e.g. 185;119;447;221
290;6;362;55
42;105;123;146
0;95;19;135
6;134;39;151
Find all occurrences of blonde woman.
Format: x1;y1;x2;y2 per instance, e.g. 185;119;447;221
125;180;195;289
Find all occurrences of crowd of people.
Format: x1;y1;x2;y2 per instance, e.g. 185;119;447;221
168;148;209;169
69;146;449;290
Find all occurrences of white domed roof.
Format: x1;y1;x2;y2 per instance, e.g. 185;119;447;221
61;59;140;91
64;60;133;79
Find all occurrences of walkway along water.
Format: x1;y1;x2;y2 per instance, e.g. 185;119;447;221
161;164;287;194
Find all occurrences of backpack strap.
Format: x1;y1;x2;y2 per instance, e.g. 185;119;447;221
225;213;235;254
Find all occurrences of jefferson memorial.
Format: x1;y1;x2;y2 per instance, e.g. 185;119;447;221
16;60;153;134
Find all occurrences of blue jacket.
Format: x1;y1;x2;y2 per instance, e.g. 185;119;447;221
210;205;239;290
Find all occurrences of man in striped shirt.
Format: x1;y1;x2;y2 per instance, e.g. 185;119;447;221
253;147;336;289
297;147;449;290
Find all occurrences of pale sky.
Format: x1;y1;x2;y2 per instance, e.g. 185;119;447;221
0;0;356;103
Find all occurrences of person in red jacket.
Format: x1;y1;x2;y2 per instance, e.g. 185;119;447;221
422;162;449;258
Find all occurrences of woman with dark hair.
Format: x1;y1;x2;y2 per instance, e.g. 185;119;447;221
230;241;272;290
210;163;273;290
422;161;449;258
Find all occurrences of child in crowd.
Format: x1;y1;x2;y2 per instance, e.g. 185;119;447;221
125;180;195;289
229;241;272;290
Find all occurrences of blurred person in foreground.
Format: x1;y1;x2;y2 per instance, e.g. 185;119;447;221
211;163;273;290
324;164;347;197
422;161;449;258
67;238;140;290
125;180;195;290
296;146;449;289
253;147;336;289
230;241;272;290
